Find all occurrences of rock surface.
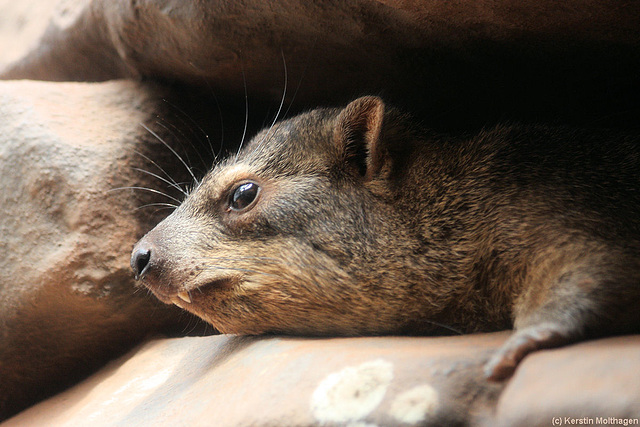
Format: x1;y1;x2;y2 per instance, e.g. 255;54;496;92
1;333;508;426
2;0;640;128
0;79;212;419
3;333;639;426
490;336;640;427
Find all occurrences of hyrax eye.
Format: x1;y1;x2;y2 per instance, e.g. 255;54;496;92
229;182;260;211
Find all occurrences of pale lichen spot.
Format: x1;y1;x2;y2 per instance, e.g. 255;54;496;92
71;282;94;296
389;384;439;424
71;282;112;298
311;359;394;423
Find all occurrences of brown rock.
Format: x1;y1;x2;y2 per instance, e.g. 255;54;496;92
2;333;510;426
2;0;639;127
0;79;211;419
0;0;59;71
5;334;639;426
488;335;640;427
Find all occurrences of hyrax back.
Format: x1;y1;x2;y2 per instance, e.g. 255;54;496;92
132;97;640;380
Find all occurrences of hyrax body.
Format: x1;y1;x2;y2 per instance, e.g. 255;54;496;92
132;97;640;380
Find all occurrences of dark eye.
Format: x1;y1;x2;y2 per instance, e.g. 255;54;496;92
229;182;260;211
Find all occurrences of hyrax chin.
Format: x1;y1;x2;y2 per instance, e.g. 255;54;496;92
132;96;640;380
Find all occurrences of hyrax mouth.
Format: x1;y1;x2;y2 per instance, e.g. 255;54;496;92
165;277;236;308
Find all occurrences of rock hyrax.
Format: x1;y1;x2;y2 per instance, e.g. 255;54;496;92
131;96;640;380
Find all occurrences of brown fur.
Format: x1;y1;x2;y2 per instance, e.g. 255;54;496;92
132;97;640;380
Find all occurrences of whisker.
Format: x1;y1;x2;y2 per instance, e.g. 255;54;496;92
140;123;200;187
257;49;288;152
134;205;176;215
210;92;226;160
425;320;464;335
197;80;226;160
154;118;207;172
107;186;183;204
235;63;250;160
270;49;289;129
131;167;189;197
161;97;218;164
131;149;185;193
183;315;203;336
134;202;178;211
283;37;317;119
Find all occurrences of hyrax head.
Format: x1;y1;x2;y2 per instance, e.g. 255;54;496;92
131;97;427;336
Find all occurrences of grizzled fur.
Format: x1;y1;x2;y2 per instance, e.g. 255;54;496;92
132;97;640;380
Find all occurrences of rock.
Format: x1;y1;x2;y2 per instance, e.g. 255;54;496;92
0;0;59;71
4;333;639;426
1;333;509;426
2;0;639;127
0;79;212;419
488;336;640;427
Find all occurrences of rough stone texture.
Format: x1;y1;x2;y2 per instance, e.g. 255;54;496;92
3;333;639;426
489;336;640;427
2;0;639;128
0;0;58;71
1;0;639;425
2;333;507;426
0;79;212;419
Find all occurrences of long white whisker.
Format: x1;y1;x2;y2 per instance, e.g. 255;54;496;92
162;97;218;163
140;123;199;186
202;85;225;161
131;167;189;197
154;118;207;171
134;202;179;211
257;49;288;151
235;64;250;160
107;186;183;204
131;150;183;191
425;320;464;335
283;37;317;119
208;86;226;160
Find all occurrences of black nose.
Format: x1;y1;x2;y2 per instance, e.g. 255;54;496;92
131;247;152;280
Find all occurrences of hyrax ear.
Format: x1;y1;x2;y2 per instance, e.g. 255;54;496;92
334;96;385;181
